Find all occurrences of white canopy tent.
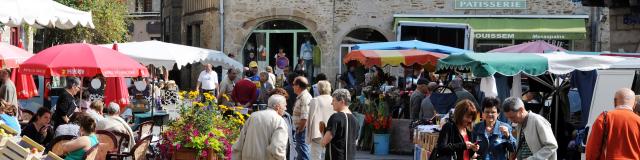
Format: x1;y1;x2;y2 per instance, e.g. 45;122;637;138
0;0;94;29
99;40;243;71
540;52;627;74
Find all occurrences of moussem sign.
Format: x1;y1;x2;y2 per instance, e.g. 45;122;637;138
455;0;527;9
475;32;584;40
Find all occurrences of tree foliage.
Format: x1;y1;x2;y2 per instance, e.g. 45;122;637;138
41;0;129;46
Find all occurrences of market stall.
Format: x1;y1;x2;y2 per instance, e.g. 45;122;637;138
435;51;630;159
342;49;448;155
99;40;242;71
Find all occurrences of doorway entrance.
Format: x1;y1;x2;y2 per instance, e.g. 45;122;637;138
243;20;317;77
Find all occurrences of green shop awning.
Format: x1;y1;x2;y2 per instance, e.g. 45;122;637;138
394;17;587;40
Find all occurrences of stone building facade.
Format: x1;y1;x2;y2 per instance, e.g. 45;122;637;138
127;0;162;41
162;0;624;84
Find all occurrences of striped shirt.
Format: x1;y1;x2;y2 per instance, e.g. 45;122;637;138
293;90;312;129
517;114;533;159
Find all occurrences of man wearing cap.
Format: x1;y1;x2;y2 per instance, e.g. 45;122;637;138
410;78;429;121
248;61;260;81
197;63;219;96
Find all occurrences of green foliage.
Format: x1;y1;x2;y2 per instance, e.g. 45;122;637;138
41;0;129;46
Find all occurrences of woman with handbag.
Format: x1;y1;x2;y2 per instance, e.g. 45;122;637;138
431;99;480;160
321;89;359;160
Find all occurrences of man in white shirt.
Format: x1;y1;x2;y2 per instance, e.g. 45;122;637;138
196;63;219;96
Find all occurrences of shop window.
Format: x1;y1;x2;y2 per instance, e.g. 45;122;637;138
400;26;465;49
163;17;170;42
186;24;201;47
474;40;514;52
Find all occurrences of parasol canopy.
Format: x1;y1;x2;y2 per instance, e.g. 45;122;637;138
103;42;130;109
436;52;626;77
343;50;447;68
1;42;38;99
0;42;34;69
19;43;148;77
0;0;94;29
351;40;471;54
99;40;242;70
488;40;567;53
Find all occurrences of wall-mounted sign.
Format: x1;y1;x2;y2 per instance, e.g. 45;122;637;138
455;0;527;9
623;14;640;25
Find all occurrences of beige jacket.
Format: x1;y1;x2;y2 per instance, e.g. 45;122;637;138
518;111;558;160
307;95;336;143
232;109;288;160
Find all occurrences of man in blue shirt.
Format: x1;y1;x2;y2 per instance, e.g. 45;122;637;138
248;61;260;81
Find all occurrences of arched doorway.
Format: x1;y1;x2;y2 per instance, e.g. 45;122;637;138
242;20;317;78
339;28;388;73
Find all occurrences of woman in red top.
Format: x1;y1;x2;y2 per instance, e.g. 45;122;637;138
433;99;479;160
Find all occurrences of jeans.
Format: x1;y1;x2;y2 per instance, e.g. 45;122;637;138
304;59;313;79
295;128;310;160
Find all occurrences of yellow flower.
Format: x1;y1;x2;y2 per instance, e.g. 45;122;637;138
178;91;187;99
192;102;205;108
187;91;200;100
222;94;231;102
202;92;216;101
219;105;229;111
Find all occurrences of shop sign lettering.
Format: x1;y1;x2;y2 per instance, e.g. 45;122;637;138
531;34;566;39
455;0;527;9
475;33;515;39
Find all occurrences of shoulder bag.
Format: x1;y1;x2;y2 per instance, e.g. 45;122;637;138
327;112;349;160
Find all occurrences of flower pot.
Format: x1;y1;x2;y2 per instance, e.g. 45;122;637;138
172;147;217;160
373;133;390;155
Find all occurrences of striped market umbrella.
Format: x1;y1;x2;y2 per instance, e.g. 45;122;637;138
343;50;447;68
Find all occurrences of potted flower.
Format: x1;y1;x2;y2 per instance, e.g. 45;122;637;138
160;91;247;160
364;95;391;155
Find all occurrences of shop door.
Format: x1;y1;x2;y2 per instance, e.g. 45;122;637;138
268;33;294;68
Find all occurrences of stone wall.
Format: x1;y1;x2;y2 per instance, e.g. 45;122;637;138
129;19;161;41
608;8;640;52
168;0;595;82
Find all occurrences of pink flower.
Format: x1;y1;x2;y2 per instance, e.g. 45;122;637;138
205;140;209;146
202;150;208;157
208;132;214;137
176;144;181;150
193;129;199;136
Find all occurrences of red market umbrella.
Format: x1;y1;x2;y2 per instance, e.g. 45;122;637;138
11;69;38;99
1;42;39;99
343;49;447;68
0;42;33;68
19;43;149;77
104;42;130;110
